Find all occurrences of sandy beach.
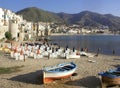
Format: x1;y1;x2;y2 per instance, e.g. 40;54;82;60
0;51;120;88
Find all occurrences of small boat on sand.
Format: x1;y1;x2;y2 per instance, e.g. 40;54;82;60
66;54;80;59
98;68;120;86
43;62;77;83
80;51;95;57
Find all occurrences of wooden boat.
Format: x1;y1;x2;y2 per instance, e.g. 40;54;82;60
43;62;77;83
98;68;120;86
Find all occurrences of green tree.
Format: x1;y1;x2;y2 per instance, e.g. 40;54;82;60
5;31;12;40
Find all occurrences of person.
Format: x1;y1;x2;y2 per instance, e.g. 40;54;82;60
23;54;26;62
85;47;88;52
66;45;68;50
81;48;84;51
48;52;50;59
73;47;75;52
96;48;100;56
112;49;115;55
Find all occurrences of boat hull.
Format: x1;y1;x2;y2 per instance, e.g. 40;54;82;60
66;54;80;59
99;68;120;86
80;51;94;57
43;70;75;83
101;76;120;86
43;62;77;83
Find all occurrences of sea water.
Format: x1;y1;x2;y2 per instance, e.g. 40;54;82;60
50;34;120;56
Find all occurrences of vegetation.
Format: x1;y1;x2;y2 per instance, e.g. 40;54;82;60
5;31;12;40
16;7;63;22
16;7;120;30
0;37;5;42
57;11;120;30
0;65;24;74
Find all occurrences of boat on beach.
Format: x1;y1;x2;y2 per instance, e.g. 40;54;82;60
80;51;95;57
43;62;77;83
98;68;120;86
66;53;80;59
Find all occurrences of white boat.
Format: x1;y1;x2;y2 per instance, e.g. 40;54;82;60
49;52;58;58
42;51;49;57
59;53;66;59
80;51;95;57
66;54;80;59
65;51;80;59
43;62;77;83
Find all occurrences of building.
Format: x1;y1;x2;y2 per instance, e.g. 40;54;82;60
0;7;54;41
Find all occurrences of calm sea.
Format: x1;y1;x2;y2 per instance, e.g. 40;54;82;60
49;34;120;56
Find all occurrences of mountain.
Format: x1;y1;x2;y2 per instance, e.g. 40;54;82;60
57;11;120;30
57;12;73;24
16;7;63;22
16;7;120;30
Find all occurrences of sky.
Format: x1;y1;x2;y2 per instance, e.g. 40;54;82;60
0;0;120;16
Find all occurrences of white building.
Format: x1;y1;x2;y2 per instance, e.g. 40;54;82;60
81;28;92;34
0;8;24;40
0;7;53;41
68;29;79;34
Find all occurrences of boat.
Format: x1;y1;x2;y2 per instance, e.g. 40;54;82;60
80;51;95;57
59;52;80;59
66;53;80;59
98;68;120;86
59;49;80;59
43;62;77;83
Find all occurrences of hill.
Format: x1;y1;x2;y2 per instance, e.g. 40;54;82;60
16;7;63;22
57;11;120;30
16;7;120;30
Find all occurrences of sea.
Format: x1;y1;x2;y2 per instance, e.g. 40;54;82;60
49;34;120;56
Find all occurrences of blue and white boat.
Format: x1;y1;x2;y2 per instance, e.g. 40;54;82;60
43;62;77;83
98;68;120;86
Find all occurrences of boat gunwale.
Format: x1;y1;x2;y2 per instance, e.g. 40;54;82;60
43;62;77;73
99;68;120;78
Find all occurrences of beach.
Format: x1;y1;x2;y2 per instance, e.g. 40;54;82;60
0;50;120;88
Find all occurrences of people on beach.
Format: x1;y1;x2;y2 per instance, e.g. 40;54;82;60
84;47;88;52
81;48;84;51
112;49;115;55
23;54;26;62
48;52;50;59
73;47;75;52
66;45;68;50
80;47;88;52
96;48;100;56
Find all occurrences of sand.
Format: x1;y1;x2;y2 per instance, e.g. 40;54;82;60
0;51;120;88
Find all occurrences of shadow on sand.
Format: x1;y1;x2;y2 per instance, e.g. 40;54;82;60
9;70;43;85
112;64;120;68
65;76;101;88
113;58;120;61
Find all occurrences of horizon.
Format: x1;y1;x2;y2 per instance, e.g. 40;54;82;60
1;0;120;16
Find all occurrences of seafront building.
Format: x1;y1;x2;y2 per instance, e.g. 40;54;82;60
0;8;24;41
0;8;52;42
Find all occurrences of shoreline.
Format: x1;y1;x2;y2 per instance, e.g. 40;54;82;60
50;33;118;36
